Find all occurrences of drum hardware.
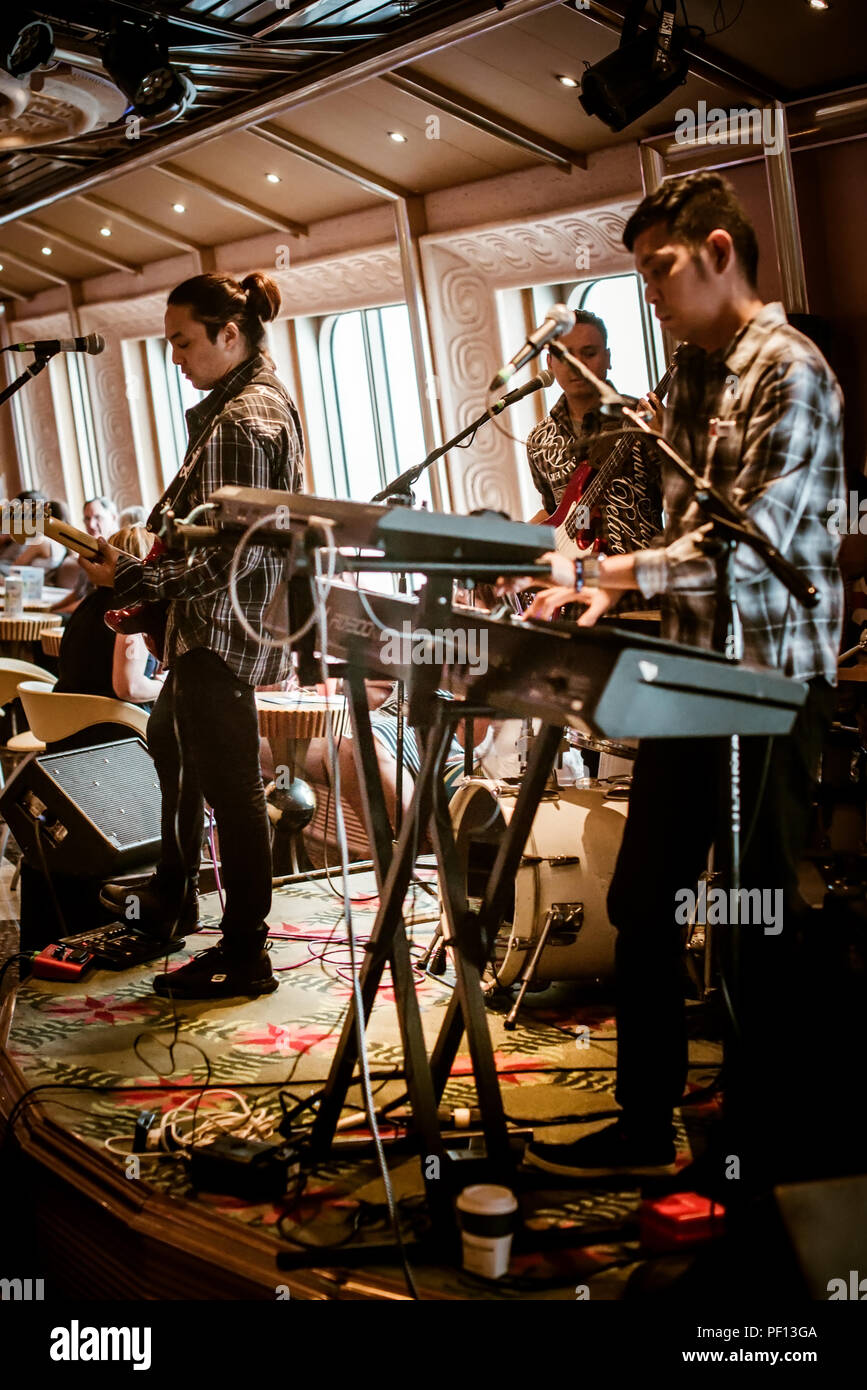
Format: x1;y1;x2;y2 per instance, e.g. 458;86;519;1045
503;903;585;1031
684;869;720;1003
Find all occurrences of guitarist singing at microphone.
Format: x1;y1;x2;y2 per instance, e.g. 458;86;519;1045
525;308;664;576
80;271;304;1001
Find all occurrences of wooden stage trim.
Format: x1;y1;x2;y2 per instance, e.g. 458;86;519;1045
0;1016;411;1302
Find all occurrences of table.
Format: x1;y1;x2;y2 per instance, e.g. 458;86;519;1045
255;691;349;873
0;585;72;610
255;690;349;777
0;612;63;661
40;630;62;659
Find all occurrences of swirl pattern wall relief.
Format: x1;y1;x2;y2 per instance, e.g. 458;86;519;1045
6;311;70;500
421;202;637;518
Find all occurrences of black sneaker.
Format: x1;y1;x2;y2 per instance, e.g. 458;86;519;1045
152;943;278;1000
524;1122;677;1179
100;875;198;942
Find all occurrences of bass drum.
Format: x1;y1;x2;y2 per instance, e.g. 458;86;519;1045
446;778;628;987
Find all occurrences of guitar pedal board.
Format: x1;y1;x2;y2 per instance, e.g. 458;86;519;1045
58;922;186;971
32;942;95;981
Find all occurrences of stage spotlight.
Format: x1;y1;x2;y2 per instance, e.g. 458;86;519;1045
0;13;55;78
579;2;688;132
101;21;196;123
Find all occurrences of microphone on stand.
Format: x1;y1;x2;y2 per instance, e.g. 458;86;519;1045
2;333;106;356
489;305;575;390
488;367;554;415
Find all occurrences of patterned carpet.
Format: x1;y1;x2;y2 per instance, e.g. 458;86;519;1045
1;867;723;1299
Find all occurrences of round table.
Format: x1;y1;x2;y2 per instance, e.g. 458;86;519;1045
40;629;63;659
255;691;349;874
0;612;63;661
255;691;349;776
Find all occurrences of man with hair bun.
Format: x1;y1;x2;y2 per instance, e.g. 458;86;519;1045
82;270;304;1000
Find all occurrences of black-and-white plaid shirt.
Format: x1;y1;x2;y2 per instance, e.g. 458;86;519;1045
633;303;844;684
113;353;304;686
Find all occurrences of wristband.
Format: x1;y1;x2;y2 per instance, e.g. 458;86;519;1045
573;556;600;591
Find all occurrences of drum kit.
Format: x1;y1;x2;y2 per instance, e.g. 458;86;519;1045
430;713;636;1022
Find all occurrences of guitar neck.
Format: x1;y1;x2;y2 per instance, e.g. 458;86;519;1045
574;355;678;516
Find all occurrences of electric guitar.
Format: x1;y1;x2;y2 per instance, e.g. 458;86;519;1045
6;506;168;659
540;350;680;559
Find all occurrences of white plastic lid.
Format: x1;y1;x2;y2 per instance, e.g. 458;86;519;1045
456;1183;518;1216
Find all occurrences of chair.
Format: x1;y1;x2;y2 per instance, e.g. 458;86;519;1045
0;659;57;869
16;681;150;745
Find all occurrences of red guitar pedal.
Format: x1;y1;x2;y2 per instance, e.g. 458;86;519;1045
32;943;95;981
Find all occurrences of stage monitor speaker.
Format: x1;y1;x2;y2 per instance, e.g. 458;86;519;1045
0;738;162;879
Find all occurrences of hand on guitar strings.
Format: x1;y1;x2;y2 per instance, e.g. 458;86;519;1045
79;536;123;588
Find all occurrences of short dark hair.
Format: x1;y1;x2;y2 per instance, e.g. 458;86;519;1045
571;308;608;346
167;271;281;352
623;171;759;289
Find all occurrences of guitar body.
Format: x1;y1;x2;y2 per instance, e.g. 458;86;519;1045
544;462;603;560
534;350;681;561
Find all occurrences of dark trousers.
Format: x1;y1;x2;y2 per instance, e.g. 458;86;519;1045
607;677;835;1185
147;647;272;957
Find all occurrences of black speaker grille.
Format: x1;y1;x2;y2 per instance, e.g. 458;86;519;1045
42;739;161;850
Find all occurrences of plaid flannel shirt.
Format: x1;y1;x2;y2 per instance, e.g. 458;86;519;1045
112;353;304;686
633;303;844;683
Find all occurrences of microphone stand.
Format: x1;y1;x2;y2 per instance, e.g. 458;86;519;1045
0;350;57;409
371;384;544;504
370;377;551;834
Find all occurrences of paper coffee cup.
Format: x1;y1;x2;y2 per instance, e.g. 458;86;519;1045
456;1184;518;1279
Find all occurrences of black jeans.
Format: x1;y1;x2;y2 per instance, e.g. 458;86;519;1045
607;677;835;1184
147;647;272;958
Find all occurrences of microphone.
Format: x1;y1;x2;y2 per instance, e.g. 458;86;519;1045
489;305;575;391
488;367;554;416
3;333;106;356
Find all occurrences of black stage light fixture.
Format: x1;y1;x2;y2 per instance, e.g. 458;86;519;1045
580;1;688;132
0;13;55;78
101;20;196;124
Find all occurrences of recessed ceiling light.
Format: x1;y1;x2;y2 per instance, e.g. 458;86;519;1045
387;130;407;143
557;74;579;88
99;226;112;237
0;263;4;272
807;0;830;8
41;245;52;255
172;202;186;213
266;172;281;183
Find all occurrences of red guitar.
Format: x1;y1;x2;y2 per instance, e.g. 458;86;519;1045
540;352;679;559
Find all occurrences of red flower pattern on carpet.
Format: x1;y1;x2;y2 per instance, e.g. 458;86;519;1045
231;1022;336;1056
43;994;162;1026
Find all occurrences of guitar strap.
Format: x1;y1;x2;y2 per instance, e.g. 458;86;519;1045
146;373;301;540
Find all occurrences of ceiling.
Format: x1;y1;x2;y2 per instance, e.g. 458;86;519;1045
0;0;863;303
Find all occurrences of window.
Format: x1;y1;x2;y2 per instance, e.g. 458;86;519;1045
531;272;666;416
144;337;204;487
65;354;100;497
296;304;429;505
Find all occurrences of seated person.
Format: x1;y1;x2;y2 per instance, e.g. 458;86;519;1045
49;524;164;751
51;495;120;617
12;496;68;575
